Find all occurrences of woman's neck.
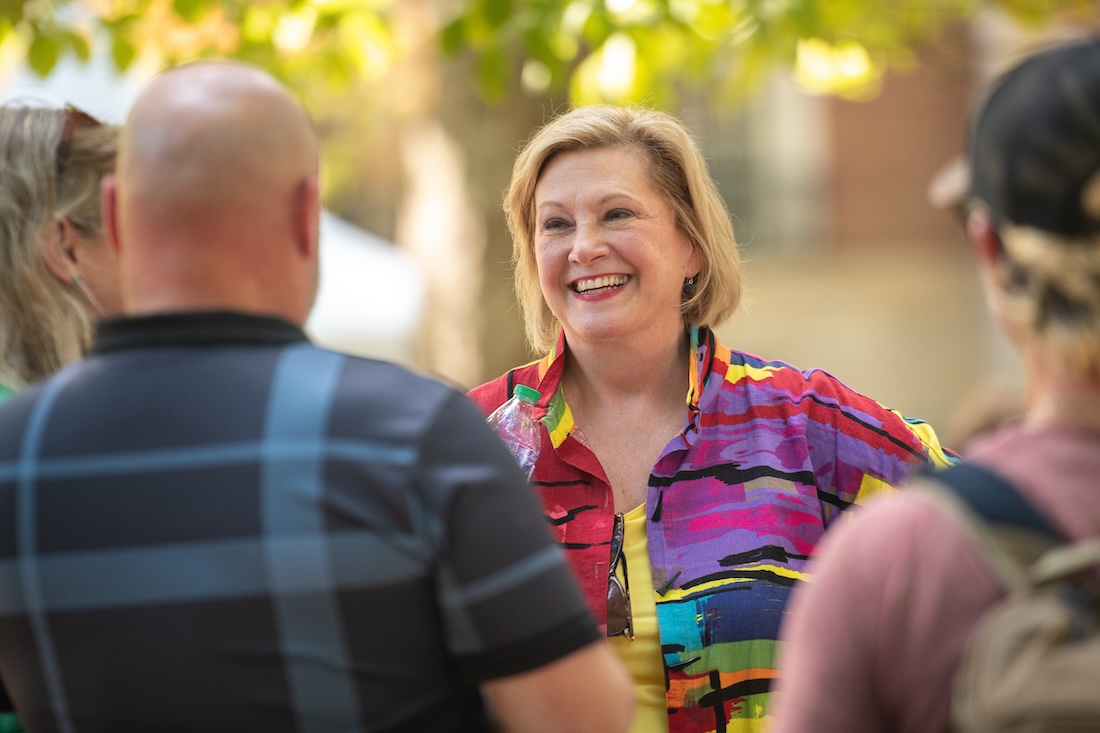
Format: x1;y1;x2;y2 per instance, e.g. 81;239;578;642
563;326;692;407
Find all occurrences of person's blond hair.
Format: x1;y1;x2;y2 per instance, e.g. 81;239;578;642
991;230;1100;381
503;104;743;354
984;172;1100;380
0;105;118;390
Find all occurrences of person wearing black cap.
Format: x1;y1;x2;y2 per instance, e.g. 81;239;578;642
769;38;1100;733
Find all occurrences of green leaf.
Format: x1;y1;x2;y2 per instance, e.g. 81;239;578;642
788;0;819;36
112;38;137;71
476;44;510;100
315;11;341;32
522;24;559;65
27;31;59;76
483;0;512;28
67;30;92;62
582;7;612;48
0;0;23;25
440;16;467;54
173;0;205;22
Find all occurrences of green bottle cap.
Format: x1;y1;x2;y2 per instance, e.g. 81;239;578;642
513;385;541;404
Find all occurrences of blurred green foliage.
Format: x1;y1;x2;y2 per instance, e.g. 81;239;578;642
441;0;1094;103
0;0;1093;105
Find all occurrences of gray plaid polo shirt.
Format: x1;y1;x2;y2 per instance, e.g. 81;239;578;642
0;311;597;733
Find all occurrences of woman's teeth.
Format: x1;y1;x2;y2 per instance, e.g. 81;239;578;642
573;275;628;293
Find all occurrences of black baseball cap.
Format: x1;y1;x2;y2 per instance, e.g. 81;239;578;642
967;38;1100;238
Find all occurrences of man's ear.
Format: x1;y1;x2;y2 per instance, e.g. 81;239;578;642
42;217;78;285
101;175;122;256
294;176;320;259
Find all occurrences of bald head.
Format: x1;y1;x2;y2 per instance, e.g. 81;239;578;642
107;60;321;323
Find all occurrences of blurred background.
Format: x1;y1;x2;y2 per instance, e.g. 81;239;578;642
2;0;1097;448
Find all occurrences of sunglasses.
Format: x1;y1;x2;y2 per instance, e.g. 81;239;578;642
56;103;102;174
607;512;634;640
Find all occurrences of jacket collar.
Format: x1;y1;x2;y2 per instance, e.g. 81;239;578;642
529;325;718;448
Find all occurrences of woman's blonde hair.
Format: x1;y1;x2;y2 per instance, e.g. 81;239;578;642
503;104;743;354
0;105;119;390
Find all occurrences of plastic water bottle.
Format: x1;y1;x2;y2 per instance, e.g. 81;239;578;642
486;385;542;479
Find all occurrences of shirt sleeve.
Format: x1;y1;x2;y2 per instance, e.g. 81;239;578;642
798;368;957;523
413;391;600;682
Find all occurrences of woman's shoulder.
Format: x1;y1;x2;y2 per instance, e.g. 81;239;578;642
714;343;867;403
467;362;543;415
717;341;918;414
711;335;833;387
467;374;510;415
710;340;953;462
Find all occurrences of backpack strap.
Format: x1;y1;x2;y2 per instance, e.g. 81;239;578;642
921;463;1062;591
931;463;1061;540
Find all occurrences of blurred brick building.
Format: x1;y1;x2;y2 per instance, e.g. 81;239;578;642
697;16;1093;446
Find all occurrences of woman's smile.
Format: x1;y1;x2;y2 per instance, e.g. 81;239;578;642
571;274;631;295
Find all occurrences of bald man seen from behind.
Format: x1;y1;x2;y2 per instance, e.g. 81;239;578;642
0;61;633;733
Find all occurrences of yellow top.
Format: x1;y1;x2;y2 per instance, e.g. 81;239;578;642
609;503;669;733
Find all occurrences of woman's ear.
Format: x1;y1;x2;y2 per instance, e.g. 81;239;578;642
685;240;702;280
967;209;1003;270
42;217;79;286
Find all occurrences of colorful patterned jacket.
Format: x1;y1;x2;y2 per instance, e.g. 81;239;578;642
469;325;955;733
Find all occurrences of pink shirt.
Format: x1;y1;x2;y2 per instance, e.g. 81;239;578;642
770;422;1100;733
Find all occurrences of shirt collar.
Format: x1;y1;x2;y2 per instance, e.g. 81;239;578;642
530;330;572;448
92;310;309;354
531;325;718;448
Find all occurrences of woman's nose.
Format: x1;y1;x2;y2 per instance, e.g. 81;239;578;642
568;221;608;264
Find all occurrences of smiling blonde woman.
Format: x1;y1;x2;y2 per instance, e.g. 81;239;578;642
469;104;957;733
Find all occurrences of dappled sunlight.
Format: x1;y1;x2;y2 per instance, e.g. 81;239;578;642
607;0;638;15
274;6;317;53
607;0;660;24
793;37;882;99
598;32;636;99
521;58;553;95
340;11;396;80
135;0;239;61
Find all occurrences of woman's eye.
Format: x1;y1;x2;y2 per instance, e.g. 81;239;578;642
606;208;632;221
542;217;570;231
